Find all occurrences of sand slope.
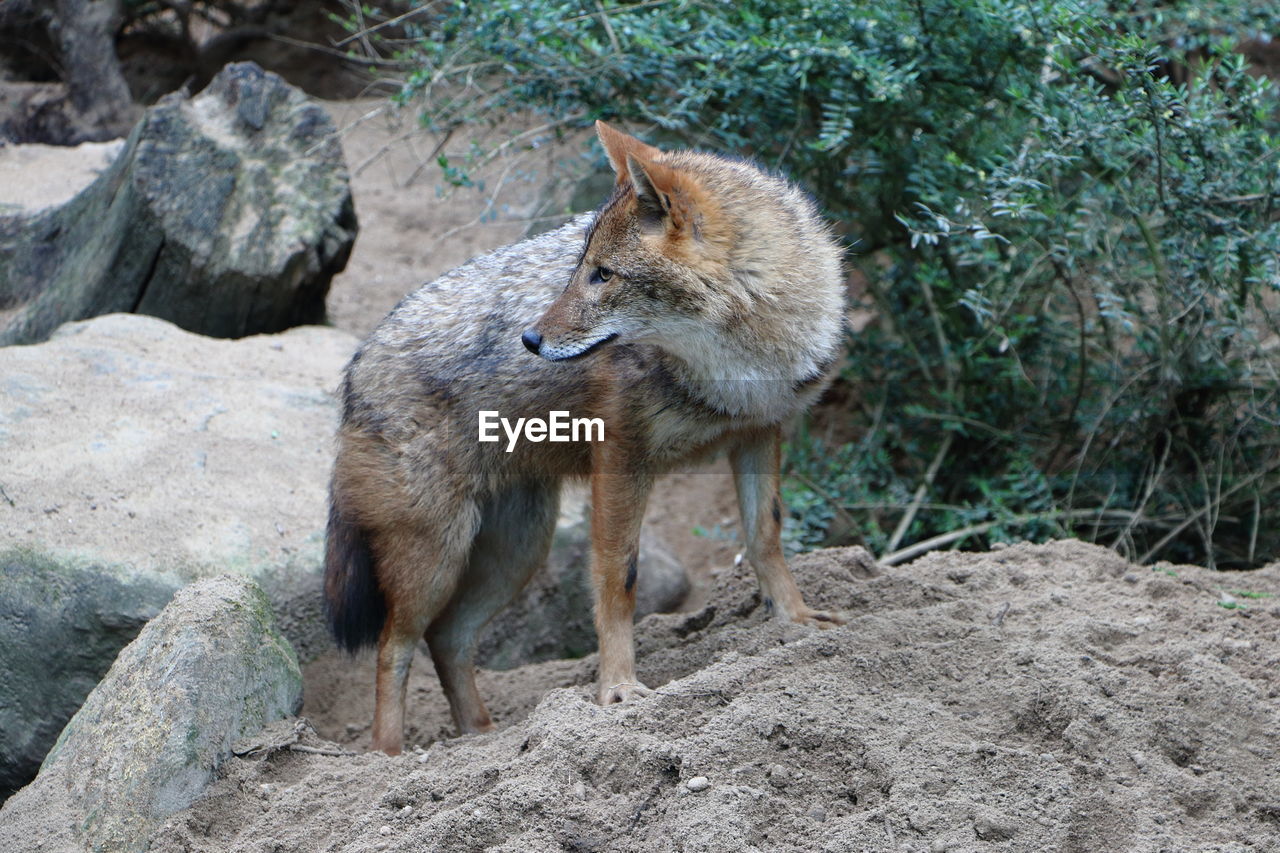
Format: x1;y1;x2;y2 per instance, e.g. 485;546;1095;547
149;541;1279;852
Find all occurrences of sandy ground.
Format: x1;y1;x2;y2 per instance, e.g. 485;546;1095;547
149;541;1280;852
0;140;125;212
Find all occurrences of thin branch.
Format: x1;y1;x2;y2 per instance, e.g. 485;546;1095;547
907;410;1012;439
1248;492;1260;566
428;151;534;246
885;432;953;554
565;0;676;23
1137;460;1280;564
788;470;862;546
594;0;622;54
1108;430;1170;551
334;1;445;47
1141;75;1168;210
880;508;1152;566
1205;193;1274;206
288;744;357;757
266;33;417;70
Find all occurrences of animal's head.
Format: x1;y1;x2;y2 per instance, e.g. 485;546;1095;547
522;121;739;362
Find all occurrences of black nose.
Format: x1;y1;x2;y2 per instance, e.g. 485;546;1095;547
521;328;542;354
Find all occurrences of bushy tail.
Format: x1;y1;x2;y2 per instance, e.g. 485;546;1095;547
324;489;386;653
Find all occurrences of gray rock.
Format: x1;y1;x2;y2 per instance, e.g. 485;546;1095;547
0;312;356;793
0;575;301;853
476;486;690;670
0;550;176;795
0;61;355;346
973;806;1019;841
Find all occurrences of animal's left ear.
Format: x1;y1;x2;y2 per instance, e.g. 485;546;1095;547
596;120;662;185
624;153;706;239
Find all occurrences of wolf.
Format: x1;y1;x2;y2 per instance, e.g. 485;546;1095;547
325;121;847;755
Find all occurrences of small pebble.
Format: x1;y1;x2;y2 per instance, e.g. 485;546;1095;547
931;839;951;853
685;776;710;792
973;809;1018;841
417;752;430;763
767;764;789;788
378;825;391;837
572;781;587;800
399;805;413;818
807;807;827;822
990;541;1007;551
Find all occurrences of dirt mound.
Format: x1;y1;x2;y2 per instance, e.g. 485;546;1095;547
149;540;1279;852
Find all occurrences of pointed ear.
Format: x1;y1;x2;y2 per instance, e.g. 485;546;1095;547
625;153;704;238
596;120;662;184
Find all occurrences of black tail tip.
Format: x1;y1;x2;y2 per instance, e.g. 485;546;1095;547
324;500;386;653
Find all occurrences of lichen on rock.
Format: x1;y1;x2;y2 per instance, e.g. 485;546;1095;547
0;574;302;853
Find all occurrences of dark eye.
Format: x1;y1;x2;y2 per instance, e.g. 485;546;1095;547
590;266;614;284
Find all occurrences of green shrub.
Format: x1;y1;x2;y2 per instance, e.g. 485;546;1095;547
345;0;1280;568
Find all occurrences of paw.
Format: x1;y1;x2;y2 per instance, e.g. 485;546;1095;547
791;607;846;629
598;680;652;706
458;717;496;735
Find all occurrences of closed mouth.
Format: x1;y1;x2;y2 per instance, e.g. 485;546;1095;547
548;331;620;362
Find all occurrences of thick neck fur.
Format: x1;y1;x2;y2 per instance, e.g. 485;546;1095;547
653;315;838;421
648;154;845;420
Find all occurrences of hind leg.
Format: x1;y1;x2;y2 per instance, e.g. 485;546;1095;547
729;427;845;627
425;481;560;735
370;505;480;755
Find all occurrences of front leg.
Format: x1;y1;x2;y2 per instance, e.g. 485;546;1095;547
729;427;845;627
590;439;654;705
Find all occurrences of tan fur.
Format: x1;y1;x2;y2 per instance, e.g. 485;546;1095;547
325;121;847;755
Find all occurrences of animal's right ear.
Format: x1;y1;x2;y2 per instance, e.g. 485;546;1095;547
596;120;662;185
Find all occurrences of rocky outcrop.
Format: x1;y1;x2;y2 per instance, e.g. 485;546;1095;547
0;61;356;346
0;312;357;793
0;575;302;853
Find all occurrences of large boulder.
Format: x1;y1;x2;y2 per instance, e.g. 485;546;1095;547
0;312;356;793
0;61;356;346
0;575;302;853
0;550;177;802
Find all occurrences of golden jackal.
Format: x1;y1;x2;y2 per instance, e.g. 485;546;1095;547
326;121;846;754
